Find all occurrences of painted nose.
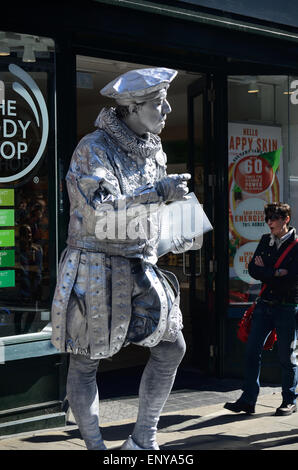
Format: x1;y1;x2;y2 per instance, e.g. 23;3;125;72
162;99;171;114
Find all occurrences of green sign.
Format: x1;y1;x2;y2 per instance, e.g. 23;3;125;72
0;250;15;267
0;270;15;288
0;230;15;247
0;189;14;206
0;209;14;226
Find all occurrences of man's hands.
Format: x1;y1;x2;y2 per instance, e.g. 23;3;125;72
156;173;191;202
254;256;264;267
275;268;288;277
254;256;288;276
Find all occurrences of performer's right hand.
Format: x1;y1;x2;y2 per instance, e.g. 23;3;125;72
156;173;191;201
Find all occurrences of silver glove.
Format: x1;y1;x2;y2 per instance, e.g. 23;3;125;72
156;173;191;202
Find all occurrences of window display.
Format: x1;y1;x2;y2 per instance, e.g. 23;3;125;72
228;75;298;305
0;32;55;336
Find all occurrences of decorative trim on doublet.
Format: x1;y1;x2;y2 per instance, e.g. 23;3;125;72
132;264;168;348
109;256;132;356
86;252;110;359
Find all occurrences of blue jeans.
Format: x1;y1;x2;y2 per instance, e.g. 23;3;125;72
66;331;186;450
240;300;298;406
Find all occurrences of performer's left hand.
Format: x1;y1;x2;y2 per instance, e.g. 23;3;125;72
172;237;193;254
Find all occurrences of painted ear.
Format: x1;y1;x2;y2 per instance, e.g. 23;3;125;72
128;103;138;114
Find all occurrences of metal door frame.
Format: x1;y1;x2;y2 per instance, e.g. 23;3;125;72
187;75;217;373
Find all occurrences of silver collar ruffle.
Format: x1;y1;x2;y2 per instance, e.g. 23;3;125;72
95;107;162;162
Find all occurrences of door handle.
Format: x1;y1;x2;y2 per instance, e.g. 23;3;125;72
183;249;202;277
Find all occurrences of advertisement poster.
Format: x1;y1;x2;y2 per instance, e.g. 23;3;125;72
228;123;283;304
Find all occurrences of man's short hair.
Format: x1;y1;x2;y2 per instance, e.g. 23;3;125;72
264;202;291;224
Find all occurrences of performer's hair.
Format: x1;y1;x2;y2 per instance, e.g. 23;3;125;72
115;102;145;119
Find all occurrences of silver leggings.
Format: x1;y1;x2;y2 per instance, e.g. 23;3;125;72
66;331;186;450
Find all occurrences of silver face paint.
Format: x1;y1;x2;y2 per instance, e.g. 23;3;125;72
134;94;172;135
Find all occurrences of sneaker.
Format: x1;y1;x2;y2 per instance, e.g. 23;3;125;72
121;435;159;450
224;400;255;414
275;403;297;416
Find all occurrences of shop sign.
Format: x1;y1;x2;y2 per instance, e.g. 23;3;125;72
233;241;259;285
0;269;15;288
0;209;14;226
0;250;15;268
0;188;15;287
0;189;14;205
0;230;15;247
0;64;49;182
228;123;283;302
232;197;267;241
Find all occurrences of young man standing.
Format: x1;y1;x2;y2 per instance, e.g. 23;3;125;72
225;202;298;417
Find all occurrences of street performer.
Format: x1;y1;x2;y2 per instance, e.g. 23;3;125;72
225;202;298;417
51;67;193;450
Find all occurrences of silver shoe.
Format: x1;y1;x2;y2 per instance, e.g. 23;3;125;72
87;439;107;450
121;435;159;450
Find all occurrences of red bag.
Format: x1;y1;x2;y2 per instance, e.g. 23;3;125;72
237;303;256;344
237;238;298;350
237;284;276;350
237;302;277;350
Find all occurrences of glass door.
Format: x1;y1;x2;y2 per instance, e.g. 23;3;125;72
186;76;215;373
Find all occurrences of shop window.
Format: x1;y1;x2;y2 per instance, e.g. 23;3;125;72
0;32;56;337
228;75;298;305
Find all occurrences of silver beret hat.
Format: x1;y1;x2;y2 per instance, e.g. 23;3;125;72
100;67;177;105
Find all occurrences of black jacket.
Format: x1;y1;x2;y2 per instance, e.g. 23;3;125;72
248;228;298;304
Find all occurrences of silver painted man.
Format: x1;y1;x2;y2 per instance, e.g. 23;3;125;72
51;67;192;450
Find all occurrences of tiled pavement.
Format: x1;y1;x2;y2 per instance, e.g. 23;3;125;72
1;368;291;453
97;370;280;424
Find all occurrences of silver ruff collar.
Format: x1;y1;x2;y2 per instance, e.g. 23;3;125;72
95;107;163;162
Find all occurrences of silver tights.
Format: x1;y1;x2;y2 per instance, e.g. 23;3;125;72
66;331;186;450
